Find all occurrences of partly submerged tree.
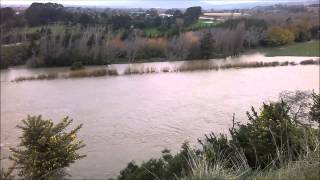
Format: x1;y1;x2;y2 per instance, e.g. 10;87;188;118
9;115;86;179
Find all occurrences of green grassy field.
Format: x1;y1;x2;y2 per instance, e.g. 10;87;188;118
143;20;221;37
12;24;66;35
144;27;163;37
187;20;221;30
264;40;320;57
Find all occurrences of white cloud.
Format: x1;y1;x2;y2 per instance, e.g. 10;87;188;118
201;0;305;5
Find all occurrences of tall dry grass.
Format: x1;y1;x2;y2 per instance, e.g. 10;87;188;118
180;130;319;180
123;66;157;75
12;68;118;82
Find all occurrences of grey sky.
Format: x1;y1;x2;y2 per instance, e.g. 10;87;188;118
1;0;315;9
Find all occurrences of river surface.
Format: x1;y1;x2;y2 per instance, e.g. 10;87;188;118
1;53;319;179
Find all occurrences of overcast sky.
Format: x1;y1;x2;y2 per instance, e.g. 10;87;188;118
1;0;315;9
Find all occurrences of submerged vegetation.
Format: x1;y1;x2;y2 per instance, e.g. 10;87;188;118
12;58;319;82
118;91;320;180
12;67;118;82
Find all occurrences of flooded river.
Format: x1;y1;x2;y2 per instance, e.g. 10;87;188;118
1;53;319;179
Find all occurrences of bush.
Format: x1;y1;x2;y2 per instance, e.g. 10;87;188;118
0;44;30;69
300;59;317;65
264;27;295;46
70;61;84;70
230;102;309;168
9;115;86;179
118;143;191;180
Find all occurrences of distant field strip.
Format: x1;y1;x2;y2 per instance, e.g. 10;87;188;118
264;41;320;57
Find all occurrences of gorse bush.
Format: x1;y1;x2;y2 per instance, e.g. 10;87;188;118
9;115;86;179
230;102;312;168
118;143;191;180
118;91;320;180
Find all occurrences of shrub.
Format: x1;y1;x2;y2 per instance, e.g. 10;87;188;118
264;27;295;46
118;143;191;180
9;115;86;179
230;102;309;168
70;61;84;70
68;69;108;78
300;59;317;65
0;44;30;69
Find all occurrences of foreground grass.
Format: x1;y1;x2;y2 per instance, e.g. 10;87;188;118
183;153;320;180
264;40;320;57
253;161;320;180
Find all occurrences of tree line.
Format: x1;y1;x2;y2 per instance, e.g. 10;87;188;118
1;2;319;69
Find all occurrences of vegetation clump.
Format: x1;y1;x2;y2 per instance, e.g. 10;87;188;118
300;59;319;65
70;61;84;71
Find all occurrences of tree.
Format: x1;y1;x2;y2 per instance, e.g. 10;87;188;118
165;9;183;18
244;27;263;48
264;26;295;46
78;13;94;27
200;32;214;59
125;33;144;62
109;15;132;30
183;6;202;26
0;7;15;24
25;3;64;26
9;115;86;179
168;32;198;60
86;34;96;49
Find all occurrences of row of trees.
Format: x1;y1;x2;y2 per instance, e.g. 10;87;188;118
1;3;201;32
1;2;319;69
1;17;318;69
19;23;263;68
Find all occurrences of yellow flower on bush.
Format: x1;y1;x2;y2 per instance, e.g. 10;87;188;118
70;134;76;140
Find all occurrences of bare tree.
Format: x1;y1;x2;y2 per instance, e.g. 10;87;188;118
244;27;263;49
125;30;144;62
